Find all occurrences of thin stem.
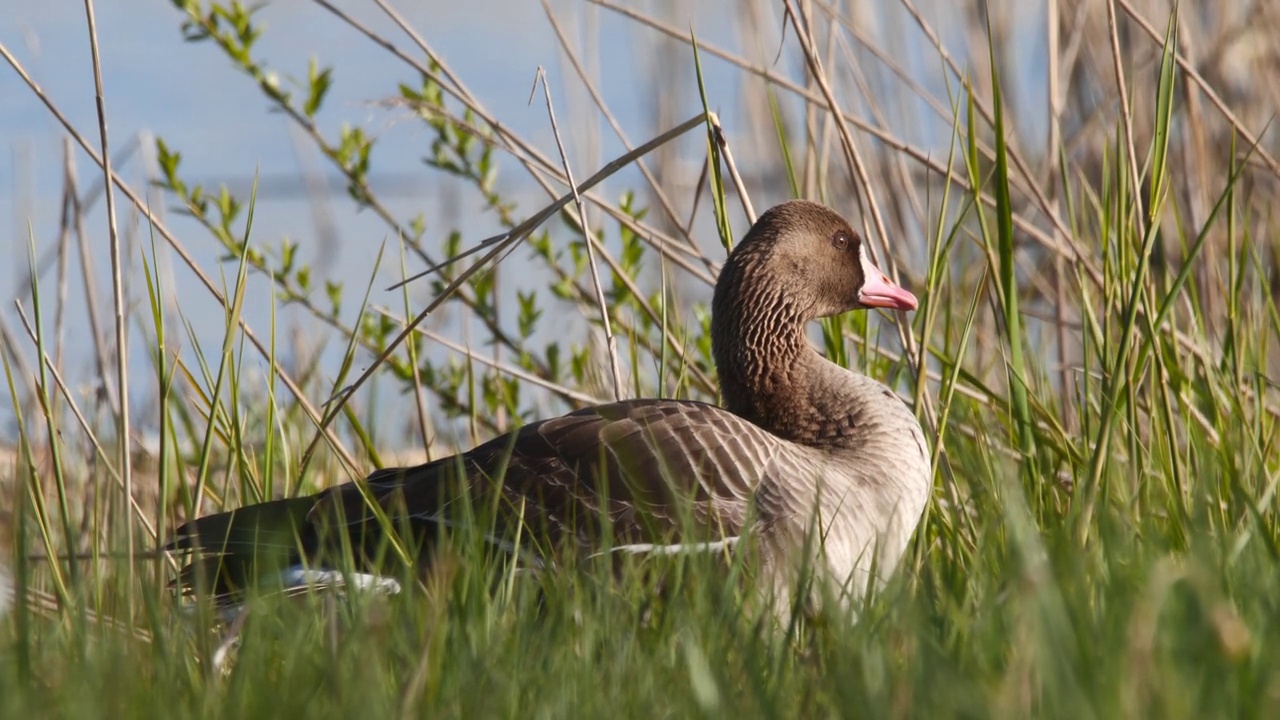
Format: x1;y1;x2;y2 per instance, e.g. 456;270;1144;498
82;0;134;604
532;67;624;401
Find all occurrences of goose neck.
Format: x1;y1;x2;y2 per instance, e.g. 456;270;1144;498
712;275;816;428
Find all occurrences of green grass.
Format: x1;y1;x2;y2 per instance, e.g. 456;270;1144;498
3;1;1280;717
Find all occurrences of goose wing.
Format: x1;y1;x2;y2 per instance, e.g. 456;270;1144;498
315;398;783;552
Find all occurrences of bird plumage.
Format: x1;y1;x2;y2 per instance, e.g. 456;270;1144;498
167;199;932;611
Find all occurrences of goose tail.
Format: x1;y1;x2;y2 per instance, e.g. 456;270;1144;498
166;497;318;598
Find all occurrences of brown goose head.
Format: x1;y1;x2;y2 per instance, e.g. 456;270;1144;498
713;200;916;331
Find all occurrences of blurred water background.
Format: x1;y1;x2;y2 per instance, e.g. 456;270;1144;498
5;1;1269;451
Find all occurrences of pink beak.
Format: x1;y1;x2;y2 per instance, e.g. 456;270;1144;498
858;268;918;311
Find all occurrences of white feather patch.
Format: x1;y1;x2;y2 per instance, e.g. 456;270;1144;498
595;537;740;557
278;566;402;595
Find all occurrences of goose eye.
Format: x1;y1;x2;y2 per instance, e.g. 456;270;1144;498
831;232;850;251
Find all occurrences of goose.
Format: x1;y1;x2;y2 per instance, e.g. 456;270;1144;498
168;200;932;612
